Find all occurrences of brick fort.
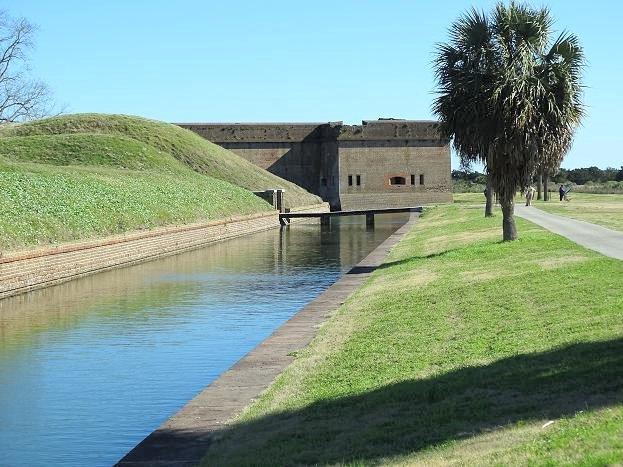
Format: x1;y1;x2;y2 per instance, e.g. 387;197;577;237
178;119;452;210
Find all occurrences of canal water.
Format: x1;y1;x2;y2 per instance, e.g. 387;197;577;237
0;214;408;467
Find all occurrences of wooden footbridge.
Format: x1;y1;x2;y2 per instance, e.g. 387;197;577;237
279;206;423;226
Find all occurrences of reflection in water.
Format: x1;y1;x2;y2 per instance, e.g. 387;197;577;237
0;214;407;467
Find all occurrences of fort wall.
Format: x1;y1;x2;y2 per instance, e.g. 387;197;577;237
179;123;341;207
178;120;452;210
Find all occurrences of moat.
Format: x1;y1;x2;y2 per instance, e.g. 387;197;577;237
0;214;408;467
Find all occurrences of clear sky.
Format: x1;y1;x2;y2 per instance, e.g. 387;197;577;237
7;0;623;170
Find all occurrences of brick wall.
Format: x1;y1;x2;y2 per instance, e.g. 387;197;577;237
219;141;324;195
338;139;452;209
0;212;280;300
340;192;453;210
178;120;452;210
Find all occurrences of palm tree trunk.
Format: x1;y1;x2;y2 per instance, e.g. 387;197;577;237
543;172;550;201
537;172;543;200
500;196;517;241
485;177;493;217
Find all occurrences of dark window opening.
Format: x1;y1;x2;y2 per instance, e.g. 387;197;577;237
348;175;353;186
321;177;327;187
419;174;425;185
390;176;406;186
356;174;361;186
410;174;415;185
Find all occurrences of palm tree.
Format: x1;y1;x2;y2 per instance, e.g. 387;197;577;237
433;2;584;240
433;8;497;218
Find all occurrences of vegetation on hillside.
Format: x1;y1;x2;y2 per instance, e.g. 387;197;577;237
0;113;323;251
201;202;623;465
0;158;270;252
0;114;321;208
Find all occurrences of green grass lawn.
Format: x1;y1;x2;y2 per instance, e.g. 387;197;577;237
201;203;623;466
453;192;623;232
534;193;623;232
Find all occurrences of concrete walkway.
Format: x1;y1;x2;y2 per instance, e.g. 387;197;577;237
515;204;623;260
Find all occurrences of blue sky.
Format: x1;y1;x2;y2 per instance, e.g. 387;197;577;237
7;0;623;169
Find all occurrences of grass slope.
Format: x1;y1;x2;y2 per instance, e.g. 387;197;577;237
0;113;322;251
0;114;321;208
0;159;270;251
202;202;623;465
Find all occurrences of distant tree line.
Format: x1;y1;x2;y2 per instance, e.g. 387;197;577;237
553;166;623;184
453;166;623;186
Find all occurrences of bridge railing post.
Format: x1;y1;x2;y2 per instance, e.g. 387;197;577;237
276;189;285;213
366;213;375;228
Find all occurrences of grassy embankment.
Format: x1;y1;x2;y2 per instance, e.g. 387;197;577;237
0;114;321;251
202;200;623;465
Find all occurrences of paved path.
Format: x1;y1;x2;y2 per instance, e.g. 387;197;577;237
515;204;623;260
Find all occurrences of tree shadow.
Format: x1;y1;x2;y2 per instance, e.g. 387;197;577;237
376;236;515;272
376;247;470;270
201;337;623;465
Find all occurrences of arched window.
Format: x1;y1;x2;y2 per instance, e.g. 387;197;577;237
389;176;406;186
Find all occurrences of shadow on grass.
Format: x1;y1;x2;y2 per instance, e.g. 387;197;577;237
199;337;623;465
375;247;476;270
348;249;470;275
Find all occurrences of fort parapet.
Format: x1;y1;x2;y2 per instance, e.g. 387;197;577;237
177;119;452;210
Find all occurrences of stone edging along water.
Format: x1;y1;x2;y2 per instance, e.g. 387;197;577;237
0;202;331;301
117;212;420;466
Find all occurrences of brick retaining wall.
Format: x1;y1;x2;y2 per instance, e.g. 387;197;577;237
0;211;281;300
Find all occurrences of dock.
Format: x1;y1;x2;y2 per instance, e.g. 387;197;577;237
279;206;423;226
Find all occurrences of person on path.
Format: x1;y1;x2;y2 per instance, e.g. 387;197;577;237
525;186;536;206
559;184;565;201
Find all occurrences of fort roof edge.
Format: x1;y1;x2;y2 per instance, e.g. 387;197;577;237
176;120;446;143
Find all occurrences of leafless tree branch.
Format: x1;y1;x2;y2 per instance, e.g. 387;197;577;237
0;11;51;124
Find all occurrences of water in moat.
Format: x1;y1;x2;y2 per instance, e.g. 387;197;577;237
0;214;408;467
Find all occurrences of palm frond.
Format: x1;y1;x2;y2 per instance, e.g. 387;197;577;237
432;1;585;207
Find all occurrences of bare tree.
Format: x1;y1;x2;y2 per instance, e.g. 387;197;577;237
0;11;51;124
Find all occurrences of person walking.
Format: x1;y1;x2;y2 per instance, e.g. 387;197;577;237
525;186;536;206
559;184;565;201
